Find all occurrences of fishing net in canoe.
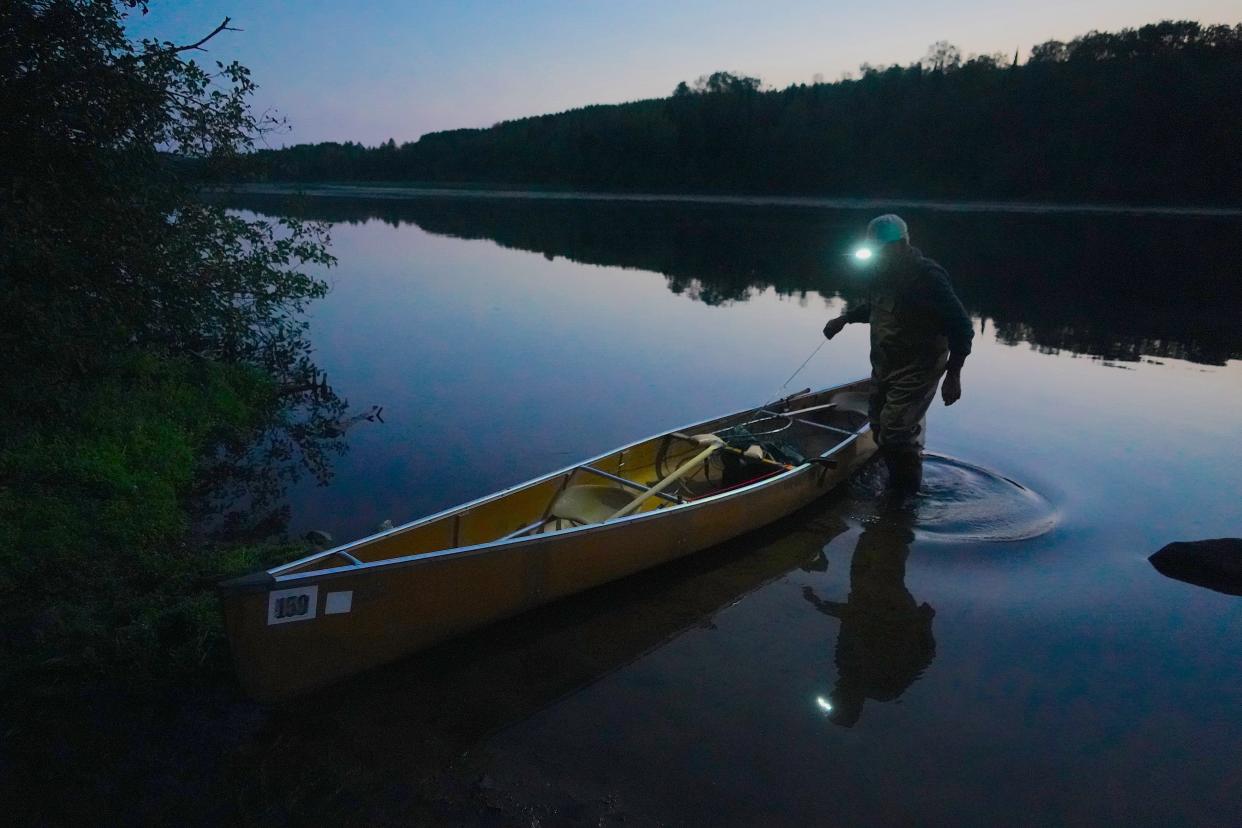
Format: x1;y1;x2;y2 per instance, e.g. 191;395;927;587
715;418;809;466
654;414;808;499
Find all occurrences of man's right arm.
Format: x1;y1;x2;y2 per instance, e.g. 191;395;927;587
842;303;871;324
824;302;869;339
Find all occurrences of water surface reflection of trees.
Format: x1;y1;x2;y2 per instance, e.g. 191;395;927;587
227;194;1242;366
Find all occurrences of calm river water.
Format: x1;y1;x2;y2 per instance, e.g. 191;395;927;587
220;191;1241;825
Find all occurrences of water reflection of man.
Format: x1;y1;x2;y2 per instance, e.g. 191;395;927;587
822;214;973;496
803;510;935;728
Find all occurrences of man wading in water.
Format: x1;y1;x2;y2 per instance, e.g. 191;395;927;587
823;214;973;496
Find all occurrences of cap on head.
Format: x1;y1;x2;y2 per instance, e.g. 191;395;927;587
866;214;909;246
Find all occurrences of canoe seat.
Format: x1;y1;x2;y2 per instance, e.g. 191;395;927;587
831;391;870;415
549;485;635;526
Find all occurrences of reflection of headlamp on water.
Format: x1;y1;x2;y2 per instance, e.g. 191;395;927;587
815;691;864;727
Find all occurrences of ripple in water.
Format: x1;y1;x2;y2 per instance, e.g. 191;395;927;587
848;453;1058;542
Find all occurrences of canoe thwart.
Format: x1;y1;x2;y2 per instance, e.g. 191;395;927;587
579;465;681;503
269;547;365;577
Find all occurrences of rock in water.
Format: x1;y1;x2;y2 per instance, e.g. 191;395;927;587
1149;538;1242;596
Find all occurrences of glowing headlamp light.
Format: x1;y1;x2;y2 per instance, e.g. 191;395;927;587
853;246;874;262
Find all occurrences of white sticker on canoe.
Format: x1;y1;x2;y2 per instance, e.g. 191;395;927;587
267;586;318;625
325;590;353;615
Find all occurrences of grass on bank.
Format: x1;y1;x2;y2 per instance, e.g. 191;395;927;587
0;352;302;692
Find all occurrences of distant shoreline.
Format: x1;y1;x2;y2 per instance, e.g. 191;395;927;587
221;183;1242;218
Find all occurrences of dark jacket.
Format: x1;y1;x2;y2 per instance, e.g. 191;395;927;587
844;247;973;372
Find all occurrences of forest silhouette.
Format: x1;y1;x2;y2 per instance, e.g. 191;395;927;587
241;21;1242;205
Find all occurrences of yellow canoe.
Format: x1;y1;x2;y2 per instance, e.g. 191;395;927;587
219;378;876;701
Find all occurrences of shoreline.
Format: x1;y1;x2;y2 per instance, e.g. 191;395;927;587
221;182;1242;218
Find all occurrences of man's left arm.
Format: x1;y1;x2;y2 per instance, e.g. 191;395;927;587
926;267;973;405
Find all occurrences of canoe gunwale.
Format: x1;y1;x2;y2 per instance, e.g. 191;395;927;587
226;380;870;594
264;433;862;588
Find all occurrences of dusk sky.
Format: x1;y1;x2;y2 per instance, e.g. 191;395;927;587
127;1;1239;147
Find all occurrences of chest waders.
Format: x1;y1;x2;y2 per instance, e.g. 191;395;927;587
867;269;949;495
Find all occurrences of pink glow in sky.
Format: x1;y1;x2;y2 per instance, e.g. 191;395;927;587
127;1;1240;146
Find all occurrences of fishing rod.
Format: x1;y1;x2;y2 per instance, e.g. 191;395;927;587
724;238;872;429
732;335;831;429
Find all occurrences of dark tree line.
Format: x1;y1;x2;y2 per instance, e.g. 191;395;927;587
241;21;1242;205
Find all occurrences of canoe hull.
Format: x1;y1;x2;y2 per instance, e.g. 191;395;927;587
221;382;876;702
